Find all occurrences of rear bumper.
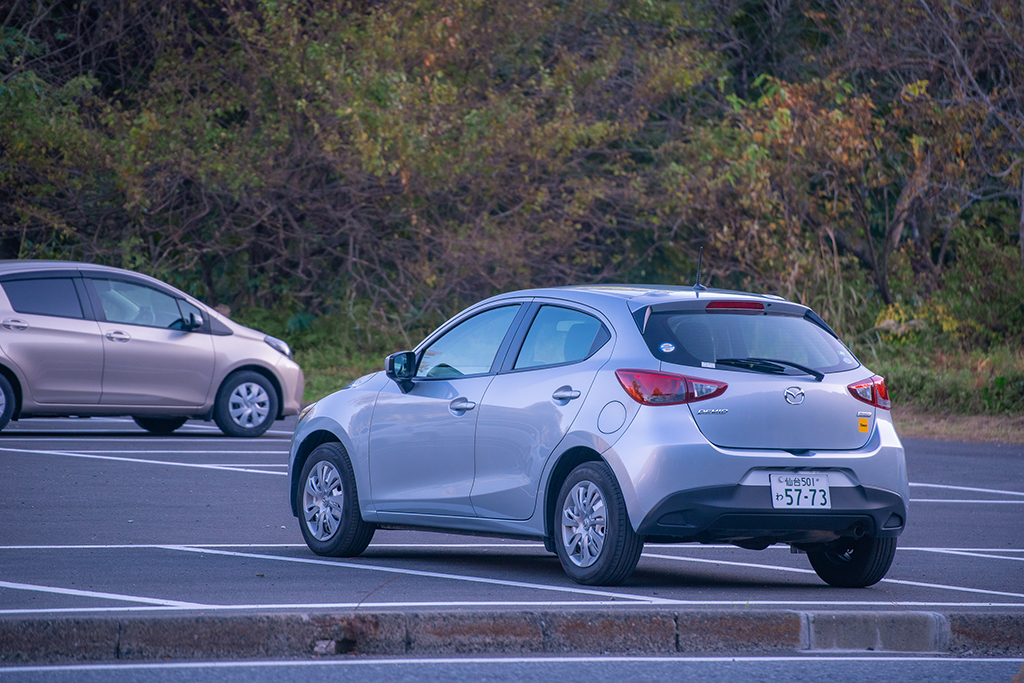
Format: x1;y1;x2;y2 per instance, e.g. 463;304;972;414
638;484;907;544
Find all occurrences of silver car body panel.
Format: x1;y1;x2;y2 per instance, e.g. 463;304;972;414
681;368;875;451
369;375;492;517
472;331;611;520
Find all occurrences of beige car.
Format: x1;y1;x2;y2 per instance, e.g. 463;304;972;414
0;261;304;436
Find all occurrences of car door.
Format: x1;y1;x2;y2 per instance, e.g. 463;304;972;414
471;303;612;520
368;304;525;517
85;277;215;407
0;273;104;404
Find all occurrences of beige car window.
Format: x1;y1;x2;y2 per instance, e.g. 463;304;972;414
1;278;84;319
93;279;183;329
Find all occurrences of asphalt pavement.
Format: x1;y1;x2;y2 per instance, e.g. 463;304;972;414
1;416;1022;670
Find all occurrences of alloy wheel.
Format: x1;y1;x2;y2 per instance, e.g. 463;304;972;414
561;480;607;567
303;460;344;541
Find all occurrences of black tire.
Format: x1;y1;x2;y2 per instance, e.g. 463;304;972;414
808;535;897;587
213;370;279;437
133;416;188;435
297;443;375;557
554;461;643;586
0;374;15;432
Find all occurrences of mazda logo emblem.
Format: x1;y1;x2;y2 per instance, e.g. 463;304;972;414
784;387;805;405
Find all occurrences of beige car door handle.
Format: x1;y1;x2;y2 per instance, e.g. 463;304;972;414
105;330;131;343
1;318;28;331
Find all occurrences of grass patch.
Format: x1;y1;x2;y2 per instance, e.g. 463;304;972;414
856;342;1024;416
233;308;410;403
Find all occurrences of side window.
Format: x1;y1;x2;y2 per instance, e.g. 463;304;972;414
514;305;606;370
1;278;84;319
416;305;520;379
91;279;183;329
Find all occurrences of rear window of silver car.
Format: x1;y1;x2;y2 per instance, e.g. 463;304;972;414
643;311;859;375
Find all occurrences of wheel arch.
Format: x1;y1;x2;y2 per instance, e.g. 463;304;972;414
543;446;605;544
219;364;285;419
290;429;342;516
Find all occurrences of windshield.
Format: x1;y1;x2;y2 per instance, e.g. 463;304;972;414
642;311;859;375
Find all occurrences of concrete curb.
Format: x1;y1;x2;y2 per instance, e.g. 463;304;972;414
2;610;1021;664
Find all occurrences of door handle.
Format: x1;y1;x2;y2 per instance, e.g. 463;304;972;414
105;330;131;343
1;318;28;331
552;387;581;401
449;398;476;413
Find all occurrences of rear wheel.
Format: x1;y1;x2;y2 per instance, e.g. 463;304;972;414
133;416;188;435
554;461;643;586
808;536;897;587
298;443;375;557
0;374;14;432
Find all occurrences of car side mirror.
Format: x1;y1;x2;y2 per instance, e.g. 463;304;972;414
186;312;204;332
385;351;416;393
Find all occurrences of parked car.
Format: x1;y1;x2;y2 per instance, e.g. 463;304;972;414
0;260;304;437
288;285;908;586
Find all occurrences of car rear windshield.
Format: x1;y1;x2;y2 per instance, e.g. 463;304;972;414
642;310;859;375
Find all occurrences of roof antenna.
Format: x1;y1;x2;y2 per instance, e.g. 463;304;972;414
693;247;707;292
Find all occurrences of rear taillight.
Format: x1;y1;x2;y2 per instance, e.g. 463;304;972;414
847;375;891;410
615;369;727;406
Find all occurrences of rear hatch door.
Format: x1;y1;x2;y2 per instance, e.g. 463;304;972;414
678;368;874;450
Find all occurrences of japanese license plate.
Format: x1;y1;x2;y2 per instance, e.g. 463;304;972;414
769;473;831;509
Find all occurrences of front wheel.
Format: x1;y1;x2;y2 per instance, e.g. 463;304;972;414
808;536;897;587
298;443;375;557
133;416;188;435
213;371;279;437
554;461;643;586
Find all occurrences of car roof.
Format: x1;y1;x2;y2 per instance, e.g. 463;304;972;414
491;284;791;312
0;260;191;299
0;260;133;275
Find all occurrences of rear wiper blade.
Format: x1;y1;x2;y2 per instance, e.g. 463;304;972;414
716;357;824;382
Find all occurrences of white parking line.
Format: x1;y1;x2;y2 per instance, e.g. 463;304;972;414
162;545;668;604
64;449;286;455
909;482;1024;496
643;553;1024;599
0;436;290;442
909;499;1024;504
2;542;1020;553
902;548;1024;562
0;446;285;475
0;580;205;607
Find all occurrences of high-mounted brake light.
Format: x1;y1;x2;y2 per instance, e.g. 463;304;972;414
615;369;727;406
847;375;891;410
706;300;764;311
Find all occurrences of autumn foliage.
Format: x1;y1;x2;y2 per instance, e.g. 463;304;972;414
2;0;1022;342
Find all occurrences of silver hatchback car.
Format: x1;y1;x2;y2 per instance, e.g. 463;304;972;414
289;285;908;586
0;261;304;437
